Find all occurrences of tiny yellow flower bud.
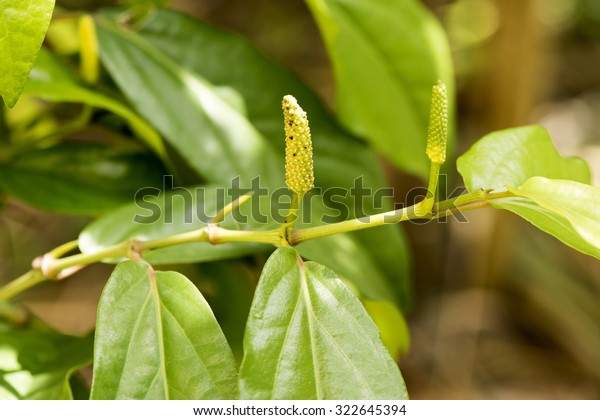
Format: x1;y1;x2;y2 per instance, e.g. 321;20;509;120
283;95;314;196
425;81;448;165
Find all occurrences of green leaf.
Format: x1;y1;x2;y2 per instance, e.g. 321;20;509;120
130;8;386;192
305;0;454;179
90;261;238;399
494;177;600;259
0;143;165;215
296;234;398;304
0;0;55;108
239;248;408;399
95;17;282;186
362;299;410;358
457;126;598;258
23;48;166;159
457;125;590;192
0;321;93;400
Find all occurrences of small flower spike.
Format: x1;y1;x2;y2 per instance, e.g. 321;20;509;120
425;81;448;165
283;95;314;196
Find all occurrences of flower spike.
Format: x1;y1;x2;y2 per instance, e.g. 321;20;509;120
283;95;314;197
425;81;448;165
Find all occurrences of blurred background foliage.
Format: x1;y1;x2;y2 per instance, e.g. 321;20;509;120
1;0;599;398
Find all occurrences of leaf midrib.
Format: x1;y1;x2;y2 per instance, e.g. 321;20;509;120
298;258;323;400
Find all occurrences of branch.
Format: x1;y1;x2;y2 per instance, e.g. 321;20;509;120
0;189;517;302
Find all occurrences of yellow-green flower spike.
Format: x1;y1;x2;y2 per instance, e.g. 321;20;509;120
283;95;314;196
78;15;99;85
425;81;448;165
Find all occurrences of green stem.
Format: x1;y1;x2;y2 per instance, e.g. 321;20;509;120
279;192;301;245
47;241;131;278
414;162;441;216
0;270;45;301
290;203;419;245
0;189;517;301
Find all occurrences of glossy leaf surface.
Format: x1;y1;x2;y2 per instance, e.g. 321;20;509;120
0;0;55;107
457;126;598;259
496;177;600;259
457;125;590;192
90;261;238;399
96;17;281;186
130;8;385;192
0;321;93;400
239;248;408;399
305;0;454;179
0;144;165;215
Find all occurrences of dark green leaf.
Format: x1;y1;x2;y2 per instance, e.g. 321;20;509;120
0;143;165;215
131;8;386;192
239;248;408;399
95;17;282;186
305;0;454;179
0;321;93;400
23;48;166;158
457;125;590;192
90;261;238;399
0;0;55;107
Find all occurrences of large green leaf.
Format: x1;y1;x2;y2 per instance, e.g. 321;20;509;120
305;0;454;179
495;177;600;259
457;125;590;192
239;248;408;399
23;48;166;158
90;261;238;399
0;321;93;400
0;143;165;215
457;126;598;259
130;8;385;192
95;17;281;186
0;0;55;107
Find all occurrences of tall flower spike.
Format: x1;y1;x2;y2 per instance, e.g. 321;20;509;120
283;95;314;196
425;81;448;165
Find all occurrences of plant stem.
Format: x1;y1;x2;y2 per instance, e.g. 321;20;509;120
0;189;517;301
414;162;441;216
0;270;45;301
290;203;419;245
